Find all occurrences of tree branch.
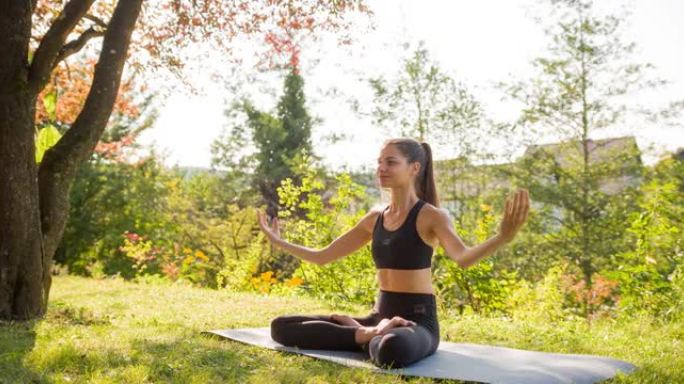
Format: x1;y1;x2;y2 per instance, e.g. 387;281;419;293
84;13;108;28
28;0;95;94
37;0;144;261
53;26;105;68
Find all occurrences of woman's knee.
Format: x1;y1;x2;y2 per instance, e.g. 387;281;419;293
270;316;294;345
370;333;414;368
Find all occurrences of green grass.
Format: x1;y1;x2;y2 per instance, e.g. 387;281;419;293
1;275;681;383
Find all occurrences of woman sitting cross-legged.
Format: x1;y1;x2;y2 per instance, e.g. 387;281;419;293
257;137;530;369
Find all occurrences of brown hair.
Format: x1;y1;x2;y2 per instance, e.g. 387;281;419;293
384;138;440;207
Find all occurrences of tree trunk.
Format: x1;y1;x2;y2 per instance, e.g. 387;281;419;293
0;0;143;321
0;0;47;320
0;93;48;320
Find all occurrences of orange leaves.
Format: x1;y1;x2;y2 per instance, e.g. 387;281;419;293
33;54;144;163
93;133;138;161
263;31;301;72
284;276;303;287
248;269;305;293
194;250;209;262
162;262;180;279
131;0;370;74
32;0;372;98
35;59;141;127
561;272;619;308
264;32;293;55
250;270;278;293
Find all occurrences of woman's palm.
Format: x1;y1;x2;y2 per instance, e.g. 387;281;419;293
499;189;530;242
257;210;281;241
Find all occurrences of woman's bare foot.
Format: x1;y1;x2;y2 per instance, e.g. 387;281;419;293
354;326;380;344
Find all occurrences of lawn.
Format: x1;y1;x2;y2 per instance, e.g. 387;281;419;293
1;275;681;383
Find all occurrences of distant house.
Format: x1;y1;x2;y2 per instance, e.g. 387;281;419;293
521;136;643;195
434;136;643;215
675;147;684;161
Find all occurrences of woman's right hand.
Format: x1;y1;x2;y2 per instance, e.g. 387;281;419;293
355;316;416;344
374;316;416;335
257;209;281;242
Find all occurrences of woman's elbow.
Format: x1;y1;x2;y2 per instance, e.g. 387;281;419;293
313;249;329;266
454;258;468;269
449;249;469;268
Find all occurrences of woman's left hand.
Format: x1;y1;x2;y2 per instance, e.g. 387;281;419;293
498;189;530;243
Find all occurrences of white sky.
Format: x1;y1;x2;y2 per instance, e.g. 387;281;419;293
137;0;684;172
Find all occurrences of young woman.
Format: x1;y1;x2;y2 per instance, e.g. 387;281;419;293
257;137;530;368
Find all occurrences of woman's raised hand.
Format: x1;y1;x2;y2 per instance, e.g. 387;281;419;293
498;188;530;243
257;209;282;242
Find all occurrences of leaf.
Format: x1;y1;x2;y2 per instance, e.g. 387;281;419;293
42;91;57;121
35;124;62;163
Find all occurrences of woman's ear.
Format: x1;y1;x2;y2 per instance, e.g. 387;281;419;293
412;161;421;176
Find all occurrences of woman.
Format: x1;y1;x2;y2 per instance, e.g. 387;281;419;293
257;138;530;368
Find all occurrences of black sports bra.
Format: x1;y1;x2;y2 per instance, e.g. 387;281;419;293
371;199;434;270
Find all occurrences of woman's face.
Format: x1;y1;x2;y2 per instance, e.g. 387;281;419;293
376;144;420;188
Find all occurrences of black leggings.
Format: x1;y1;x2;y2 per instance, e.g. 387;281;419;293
270;289;440;368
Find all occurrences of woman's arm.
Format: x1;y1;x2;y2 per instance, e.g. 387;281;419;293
316;211;377;265
269;237;326;265
431;189;530;268
257;209;377;266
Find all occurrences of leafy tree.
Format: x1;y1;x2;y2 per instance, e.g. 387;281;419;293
57;153;175;278
497;0;682;315
357;41;486;155
212;68;317;218
604;152;684;318
0;0;369;320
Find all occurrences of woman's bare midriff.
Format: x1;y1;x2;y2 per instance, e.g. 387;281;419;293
376;267;434;294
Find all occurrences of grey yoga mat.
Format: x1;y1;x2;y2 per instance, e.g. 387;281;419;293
203;327;637;383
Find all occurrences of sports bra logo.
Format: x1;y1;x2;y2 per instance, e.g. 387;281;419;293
382;238;391;245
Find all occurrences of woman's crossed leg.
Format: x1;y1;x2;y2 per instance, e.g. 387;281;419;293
366;323;438;368
270;311;382;351
270;312;437;368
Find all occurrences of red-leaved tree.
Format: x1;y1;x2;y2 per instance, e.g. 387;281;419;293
0;0;370;321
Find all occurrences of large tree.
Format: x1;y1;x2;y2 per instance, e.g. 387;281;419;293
0;0;369;321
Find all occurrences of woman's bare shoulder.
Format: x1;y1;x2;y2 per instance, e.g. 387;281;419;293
357;204;385;232
419;202;451;223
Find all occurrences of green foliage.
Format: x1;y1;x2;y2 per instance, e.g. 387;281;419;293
217;239;272;293
212;68;316;215
42;91;57;120
495;0;668;315
58;155;175;278
604;168;684;319
34;124;61;163
434;202;520;315
276;161;377;308
507;264;570;323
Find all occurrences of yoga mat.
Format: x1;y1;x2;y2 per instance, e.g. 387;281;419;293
203;327;637;383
